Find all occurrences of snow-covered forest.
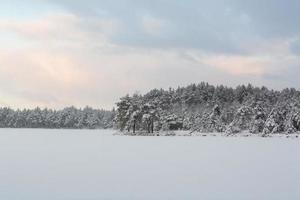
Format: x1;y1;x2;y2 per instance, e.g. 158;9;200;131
115;82;300;135
1;82;300;134
0;106;114;129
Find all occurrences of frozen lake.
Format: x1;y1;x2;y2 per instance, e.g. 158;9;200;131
0;129;299;200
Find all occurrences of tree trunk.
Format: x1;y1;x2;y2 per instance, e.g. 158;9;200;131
151;119;154;133
147;121;151;133
133;121;136;134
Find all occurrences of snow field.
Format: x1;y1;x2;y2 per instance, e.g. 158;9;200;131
0;129;299;200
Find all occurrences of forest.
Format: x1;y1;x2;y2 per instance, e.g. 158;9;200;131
1;82;300;135
115;82;300;135
0;106;114;129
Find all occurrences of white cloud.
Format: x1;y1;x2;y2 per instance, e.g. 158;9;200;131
141;15;166;36
202;55;266;76
0;12;119;49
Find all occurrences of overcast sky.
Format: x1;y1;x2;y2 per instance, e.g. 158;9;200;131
0;0;300;109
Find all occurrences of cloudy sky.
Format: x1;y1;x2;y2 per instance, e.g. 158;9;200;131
0;0;300;109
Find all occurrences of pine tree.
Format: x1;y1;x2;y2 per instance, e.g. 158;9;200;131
249;102;267;134
226;106;253;134
115;95;132;131
263;103;289;135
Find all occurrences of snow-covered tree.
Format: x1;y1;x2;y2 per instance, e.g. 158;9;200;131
284;104;300;133
226;106;253;134
262;104;289;135
115;95;132;131
191;105;225;133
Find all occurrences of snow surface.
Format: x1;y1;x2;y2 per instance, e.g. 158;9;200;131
0;129;299;200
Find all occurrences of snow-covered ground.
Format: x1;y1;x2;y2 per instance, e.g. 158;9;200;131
117;130;300;138
0;129;299;200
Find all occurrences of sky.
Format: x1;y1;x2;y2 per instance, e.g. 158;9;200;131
0;0;300;109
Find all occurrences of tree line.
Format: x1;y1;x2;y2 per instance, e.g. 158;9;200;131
115;82;300;135
0;106;114;129
1;82;300;134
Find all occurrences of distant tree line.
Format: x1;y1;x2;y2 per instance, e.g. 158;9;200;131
0;106;114;129
115;82;300;135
